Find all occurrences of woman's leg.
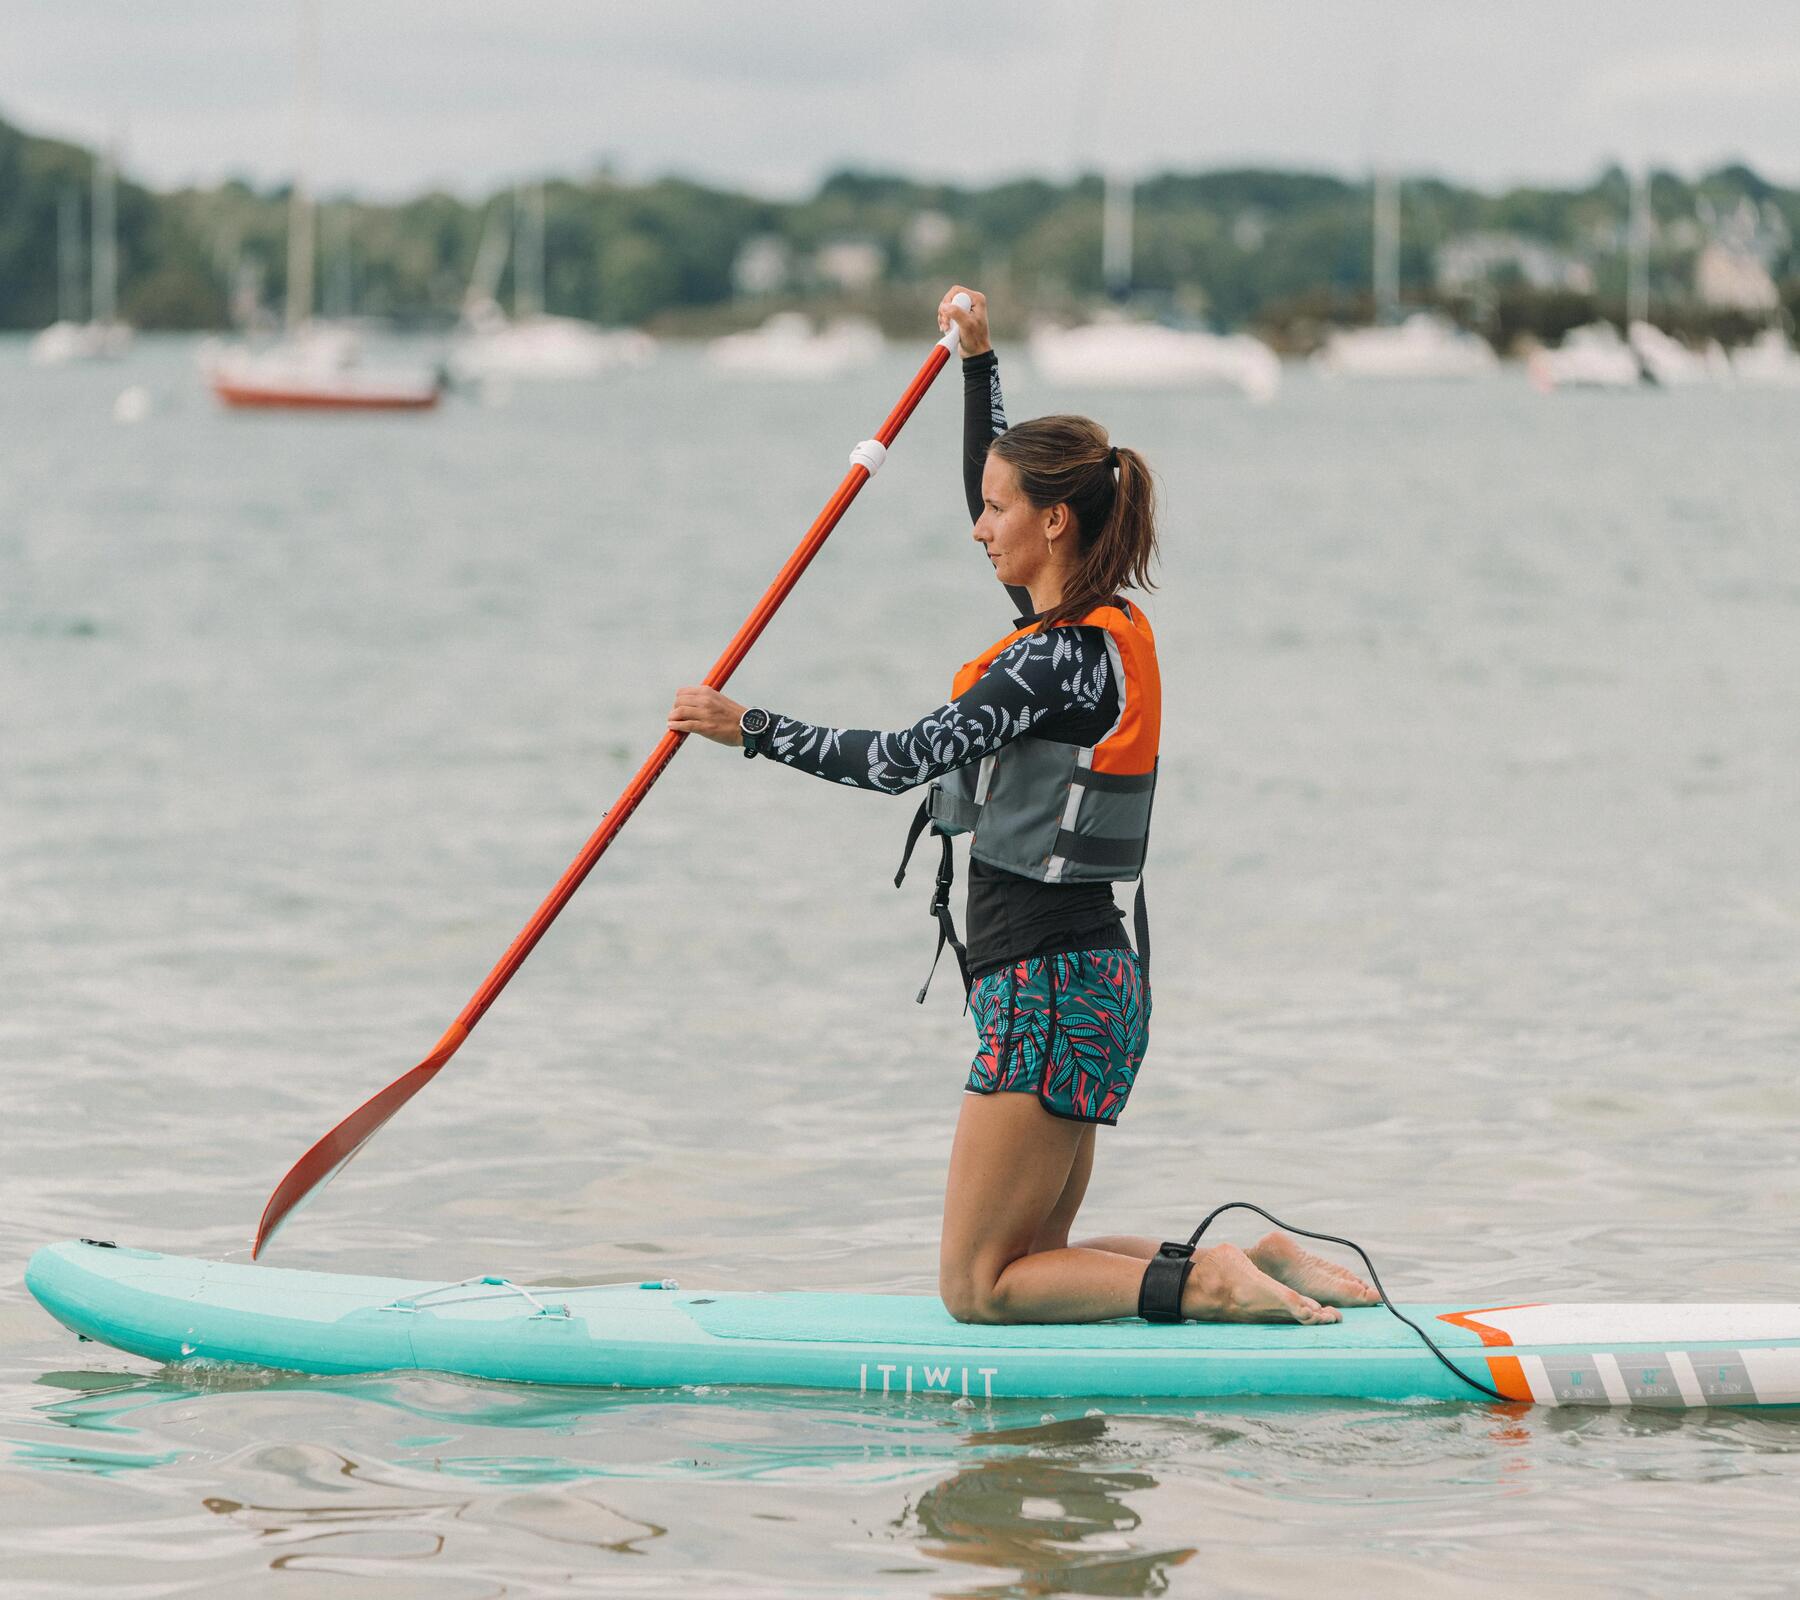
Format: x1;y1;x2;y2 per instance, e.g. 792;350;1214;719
1068;1227;1382;1308
1029;1123;1096;1253
938;1092;1344;1325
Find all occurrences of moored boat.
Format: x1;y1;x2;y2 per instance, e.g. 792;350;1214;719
205;324;440;412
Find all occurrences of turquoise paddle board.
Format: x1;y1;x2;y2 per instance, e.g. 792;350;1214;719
26;1240;1800;1407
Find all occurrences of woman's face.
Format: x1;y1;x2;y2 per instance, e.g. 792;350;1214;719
974;455;1069;598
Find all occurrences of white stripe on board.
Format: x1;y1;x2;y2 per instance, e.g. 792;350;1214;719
1592;1353;1631;1406
1742;1348;1800;1405
1520;1354;1558;1404
1667;1351;1705;1408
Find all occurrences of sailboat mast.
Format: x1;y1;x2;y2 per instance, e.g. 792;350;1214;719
286;0;319;331
1373;170;1400;324
1626;169;1651;326
515;181;546;319
1102;171;1132;302
58;188;82;324
91;148;117;327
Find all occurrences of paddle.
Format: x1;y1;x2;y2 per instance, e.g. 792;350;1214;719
253;299;972;1257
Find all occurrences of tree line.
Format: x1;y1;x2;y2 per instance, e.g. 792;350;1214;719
3;108;1795;346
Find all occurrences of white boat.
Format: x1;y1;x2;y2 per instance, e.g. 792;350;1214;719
1029;318;1280;402
1528;322;1644;391
29;146;133;365
1628;321;1728;387
451;302;654;383
30;320;132;365
448;185;655;383
1730;327;1800;388
1315;311;1498;380
1315;172;1495;380
706;312;883;379
1025;175;1280;401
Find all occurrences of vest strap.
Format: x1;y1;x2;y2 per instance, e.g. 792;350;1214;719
898;801;971;1004
1069;766;1157;794
894;798;933;888
915;832;970;1005
1052;829;1145;871
1133;878;1151;993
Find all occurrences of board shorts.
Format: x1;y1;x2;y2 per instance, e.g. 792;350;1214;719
966;948;1149;1125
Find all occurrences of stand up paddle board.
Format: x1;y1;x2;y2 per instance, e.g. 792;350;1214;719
26;1240;1800;1408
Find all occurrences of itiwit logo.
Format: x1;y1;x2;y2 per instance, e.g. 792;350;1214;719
859;1360;999;1399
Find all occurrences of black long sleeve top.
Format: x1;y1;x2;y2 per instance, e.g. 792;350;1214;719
761;351;1129;977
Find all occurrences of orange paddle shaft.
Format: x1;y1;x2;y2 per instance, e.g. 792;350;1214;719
254;318;965;1257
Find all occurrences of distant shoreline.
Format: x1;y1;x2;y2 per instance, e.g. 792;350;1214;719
3;107;1794;348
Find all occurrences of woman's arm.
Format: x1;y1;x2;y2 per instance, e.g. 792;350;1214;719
938;285;1002;523
962;349;1006;523
667;626;1118;794
937;284;1032;615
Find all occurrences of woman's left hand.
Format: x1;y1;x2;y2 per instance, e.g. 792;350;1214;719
668;685;748;747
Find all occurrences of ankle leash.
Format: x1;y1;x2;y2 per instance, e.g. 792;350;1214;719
1138;1201;1508;1404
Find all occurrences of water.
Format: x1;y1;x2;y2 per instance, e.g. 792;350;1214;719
3;337;1798;1596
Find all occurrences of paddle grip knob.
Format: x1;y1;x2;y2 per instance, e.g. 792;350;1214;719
940;292;974;356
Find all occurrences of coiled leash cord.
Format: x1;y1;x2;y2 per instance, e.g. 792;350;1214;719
1140;1201;1510;1404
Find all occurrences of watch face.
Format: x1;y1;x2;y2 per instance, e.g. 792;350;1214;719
742;708;771;736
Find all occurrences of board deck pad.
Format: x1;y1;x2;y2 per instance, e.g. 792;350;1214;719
25;1241;1800;1408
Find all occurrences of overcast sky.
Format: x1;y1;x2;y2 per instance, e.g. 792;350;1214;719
8;1;1800;200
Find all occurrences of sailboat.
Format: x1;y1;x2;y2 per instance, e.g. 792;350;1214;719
448;184;655;384
1028;173;1281;402
1527;322;1643;391
29;147;133;365
1314;172;1496;380
1532;172;1729;393
206;0;439;412
1730;326;1800;387
706;311;883;379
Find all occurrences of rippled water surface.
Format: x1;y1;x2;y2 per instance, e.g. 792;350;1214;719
3;336;1798;1596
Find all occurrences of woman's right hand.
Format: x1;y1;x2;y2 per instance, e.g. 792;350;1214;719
938;285;991;357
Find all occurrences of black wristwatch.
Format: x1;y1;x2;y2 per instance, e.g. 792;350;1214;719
739;706;772;758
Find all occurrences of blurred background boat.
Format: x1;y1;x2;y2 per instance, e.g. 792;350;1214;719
1029;316;1280;401
1028;174;1280;402
28;144;132;365
1627;319;1729;386
201;0;439;412
204;324;440;411
449;184;655;385
1527;322;1644;391
1730;326;1800;387
1316;310;1497;380
1314;172;1496;380
706;311;882;378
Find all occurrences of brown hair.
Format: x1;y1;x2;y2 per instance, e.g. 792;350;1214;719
988;414;1159;627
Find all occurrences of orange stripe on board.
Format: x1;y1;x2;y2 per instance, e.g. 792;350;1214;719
1436;1304;1544;1347
1485;1355;1535;1402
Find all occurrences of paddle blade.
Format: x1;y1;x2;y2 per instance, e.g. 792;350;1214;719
252;1022;468;1258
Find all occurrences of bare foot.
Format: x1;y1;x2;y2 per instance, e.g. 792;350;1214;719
1181;1242;1341;1325
1247;1231;1381;1308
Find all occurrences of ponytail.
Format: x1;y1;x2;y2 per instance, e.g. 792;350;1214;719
988;414;1159;628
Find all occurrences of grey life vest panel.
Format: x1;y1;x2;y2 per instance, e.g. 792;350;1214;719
925;740;1157;884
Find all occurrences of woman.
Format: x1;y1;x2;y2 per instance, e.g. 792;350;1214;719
670;286;1375;1326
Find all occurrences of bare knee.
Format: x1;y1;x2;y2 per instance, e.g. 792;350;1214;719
939;1262;1010;1325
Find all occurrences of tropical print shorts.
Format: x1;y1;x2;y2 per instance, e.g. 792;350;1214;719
966;948;1149;1125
